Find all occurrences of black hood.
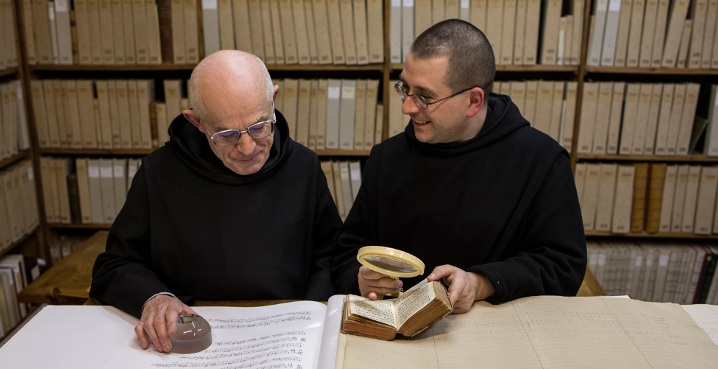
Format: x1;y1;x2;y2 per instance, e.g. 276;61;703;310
164;109;293;185
404;93;530;156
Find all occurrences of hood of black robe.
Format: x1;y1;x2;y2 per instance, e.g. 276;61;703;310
164;109;293;185
404;93;531;156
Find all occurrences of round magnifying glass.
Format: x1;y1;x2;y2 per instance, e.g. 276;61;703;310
357;246;425;279
170;314;212;354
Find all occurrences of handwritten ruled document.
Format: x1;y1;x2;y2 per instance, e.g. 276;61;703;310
335;296;718;369
682;304;718;345
0;296;345;369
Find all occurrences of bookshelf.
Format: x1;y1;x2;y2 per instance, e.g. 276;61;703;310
0;0;43;338
4;0;718;308
0;0;42;262
575;0;718;303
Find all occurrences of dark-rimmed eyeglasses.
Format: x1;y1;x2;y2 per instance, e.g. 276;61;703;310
203;119;275;146
394;81;476;110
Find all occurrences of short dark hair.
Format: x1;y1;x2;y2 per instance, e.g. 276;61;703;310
410;19;495;94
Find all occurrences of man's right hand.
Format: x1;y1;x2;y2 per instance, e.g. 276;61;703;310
358;266;403;300
135;294;196;353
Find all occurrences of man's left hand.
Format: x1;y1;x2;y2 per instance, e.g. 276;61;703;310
427;265;495;313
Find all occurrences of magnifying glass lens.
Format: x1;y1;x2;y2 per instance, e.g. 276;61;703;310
364;255;419;273
357;246;425;278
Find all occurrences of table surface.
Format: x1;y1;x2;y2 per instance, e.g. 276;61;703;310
18;230;604;305
18;230;110;304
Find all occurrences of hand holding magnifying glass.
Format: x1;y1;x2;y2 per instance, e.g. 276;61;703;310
357;246;425;297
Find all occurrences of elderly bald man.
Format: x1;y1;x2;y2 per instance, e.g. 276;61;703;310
91;50;342;353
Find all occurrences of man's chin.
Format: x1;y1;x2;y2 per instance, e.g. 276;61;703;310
413;127;433;143
228;159;265;175
232;166;261;175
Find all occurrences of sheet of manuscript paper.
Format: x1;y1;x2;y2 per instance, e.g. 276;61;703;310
682;304;718;345
336;295;718;369
0;297;344;369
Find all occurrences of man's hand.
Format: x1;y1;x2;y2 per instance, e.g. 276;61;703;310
358;266;403;300
427;265;495;313
135;294;196;353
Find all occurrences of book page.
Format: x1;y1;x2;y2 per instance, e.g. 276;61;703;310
0;301;335;369
403;276;429;293
395;279;435;328
317;295;346;369
347;295;397;328
336;296;718;369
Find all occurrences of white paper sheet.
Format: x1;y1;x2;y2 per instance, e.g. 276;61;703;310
0;297;345;369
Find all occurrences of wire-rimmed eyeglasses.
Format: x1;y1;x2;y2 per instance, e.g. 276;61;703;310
200;103;276;146
394;81;477;110
204;119;275;146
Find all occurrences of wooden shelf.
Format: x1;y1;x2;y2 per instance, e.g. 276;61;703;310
314;149;372;156
40;148;154;156
389;63;580;73
267;64;383;72
0;226;40;257
28;63;384;73
28;63;196;72
575;154;718;162
0;67;19;78
585;231;718;239
0;150;30;170
48;223;111;230
39;148;372;157
584;66;718;75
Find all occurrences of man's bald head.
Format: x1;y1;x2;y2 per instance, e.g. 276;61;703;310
189;50;274;118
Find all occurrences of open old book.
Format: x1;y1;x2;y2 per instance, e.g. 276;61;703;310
341;279;453;340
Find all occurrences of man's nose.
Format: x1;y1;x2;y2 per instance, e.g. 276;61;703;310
401;96;420;115
234;132;256;154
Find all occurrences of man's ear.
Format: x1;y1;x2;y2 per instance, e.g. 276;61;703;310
467;87;486;117
183;109;203;131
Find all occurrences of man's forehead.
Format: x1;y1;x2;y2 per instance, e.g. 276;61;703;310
203;103;273;129
400;70;448;95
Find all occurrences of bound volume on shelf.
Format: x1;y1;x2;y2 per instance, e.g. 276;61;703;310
340;279;452;341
